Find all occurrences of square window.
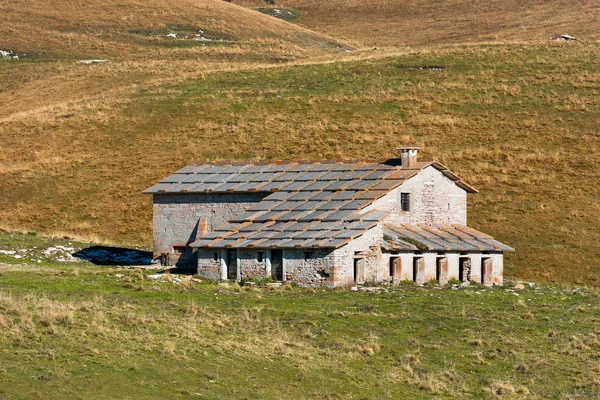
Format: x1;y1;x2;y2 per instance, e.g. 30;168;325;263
400;193;410;212
213;252;219;261
257;252;264;262
304;251;312;260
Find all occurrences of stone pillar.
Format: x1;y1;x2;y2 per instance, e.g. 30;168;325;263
236;249;241;282
423;252;437;282
265;249;272;277
220;248;227;280
282;249;287;281
445;253;460;281
398;253;414;281
490;253;504;285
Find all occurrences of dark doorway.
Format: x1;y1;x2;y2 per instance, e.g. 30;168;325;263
271;249;283;281
227;249;237;280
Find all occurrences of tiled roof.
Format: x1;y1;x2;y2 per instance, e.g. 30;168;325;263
383;225;514;252
191;209;388;249
145;159;477;194
147;158;478;250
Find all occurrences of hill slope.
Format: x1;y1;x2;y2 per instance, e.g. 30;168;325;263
1;42;599;286
238;0;600;47
1;0;342;60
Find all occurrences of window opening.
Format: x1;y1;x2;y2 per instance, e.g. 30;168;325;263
213;252;218;261
400;193;410;212
304;251;312;260
257;252;264;262
173;246;186;254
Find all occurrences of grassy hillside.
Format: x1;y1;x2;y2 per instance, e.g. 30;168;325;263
0;0;342;60
237;0;600;47
0;233;599;399
2;42;599;286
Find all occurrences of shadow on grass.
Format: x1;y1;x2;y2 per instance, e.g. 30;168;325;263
72;246;153;266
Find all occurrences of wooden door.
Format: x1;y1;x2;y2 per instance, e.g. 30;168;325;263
482;258;493;285
271;249;283;281
354;258;365;284
437;257;449;284
390;257;402;284
413;257;425;285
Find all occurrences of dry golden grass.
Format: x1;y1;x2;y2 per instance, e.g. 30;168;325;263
0;0;342;60
237;0;600;47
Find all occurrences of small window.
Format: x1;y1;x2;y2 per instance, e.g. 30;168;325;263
400;193;410;212
213;252;219;261
173;246;186;254
257;252;264;262
304;251;312;260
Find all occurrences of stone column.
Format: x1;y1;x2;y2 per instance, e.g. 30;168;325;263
265;249;272;277
220;248;227;280
445;253;460;281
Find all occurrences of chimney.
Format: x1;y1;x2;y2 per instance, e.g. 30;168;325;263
195;217;209;240
397;147;420;168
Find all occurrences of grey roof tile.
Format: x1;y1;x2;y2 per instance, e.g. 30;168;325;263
287;191;317;201
252;211;288;222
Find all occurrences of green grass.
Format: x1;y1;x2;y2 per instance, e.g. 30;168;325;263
1;252;599;399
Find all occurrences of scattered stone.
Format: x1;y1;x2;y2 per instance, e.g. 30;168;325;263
79;60;107;65
552;34;578;41
146;273;164;280
359;286;388;292
514;283;525;290
114;274;125;278
0;49;25;60
265;282;282;288
350;286;358;291
244;281;256;287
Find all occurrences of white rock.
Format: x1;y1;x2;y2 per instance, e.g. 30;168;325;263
79;59;107;65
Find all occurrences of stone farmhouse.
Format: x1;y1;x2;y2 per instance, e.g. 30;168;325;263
145;148;513;287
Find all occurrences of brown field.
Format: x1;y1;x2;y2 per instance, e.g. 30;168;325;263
1;0;599;287
237;0;600;47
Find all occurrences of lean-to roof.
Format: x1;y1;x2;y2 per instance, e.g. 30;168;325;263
383;224;514;252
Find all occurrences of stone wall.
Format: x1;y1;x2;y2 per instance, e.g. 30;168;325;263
152;192;266;265
283;249;336;286
196;247;337;286
364;166;467;226
333;225;384;287
197;249;221;280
